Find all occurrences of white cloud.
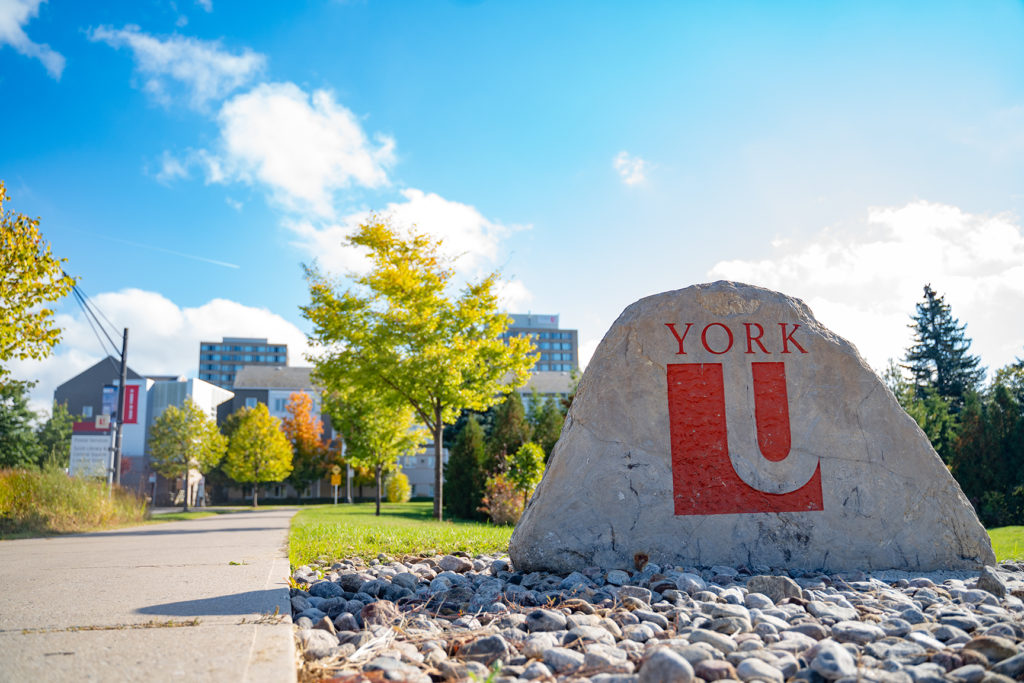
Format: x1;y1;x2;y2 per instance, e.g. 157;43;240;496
0;0;64;79
204;82;394;217
613;151;647;186
286;188;529;277
9;289;312;416
155;150;189;184
708;201;1024;374
495;279;532;312
88;25;265;110
195;0;213;12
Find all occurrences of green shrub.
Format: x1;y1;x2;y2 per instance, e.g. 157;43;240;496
385;471;411;503
0;467;148;537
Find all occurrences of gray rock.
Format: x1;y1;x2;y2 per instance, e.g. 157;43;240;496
438;554;473;573
607;569;630;585
961;635;1019;663
991;652;1024;678
639;648;695;683
978;566;1009;598
460;634;510;666
521;660;554;680
947;664;987;683
747;575;803;603
525;608;567;632
509;281;994;573
689;628;738;653
332;613;358;632
736;658;784;683
831;620;885;644
808;600;858;622
296;628;339;661
811;640;857;680
542;646;584;674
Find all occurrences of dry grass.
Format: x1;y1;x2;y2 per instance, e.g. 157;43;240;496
0;467;148;538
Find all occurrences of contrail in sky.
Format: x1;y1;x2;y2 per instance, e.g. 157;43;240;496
77;231;241;269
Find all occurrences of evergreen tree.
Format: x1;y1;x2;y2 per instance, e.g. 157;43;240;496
444;415;487;520
903;284;985;407
486;391;531;472
0;380;41;468
36;401;74;469
950;383;1023;526
533;396;564;461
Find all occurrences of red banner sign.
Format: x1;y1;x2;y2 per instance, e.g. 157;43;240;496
123;384;139;424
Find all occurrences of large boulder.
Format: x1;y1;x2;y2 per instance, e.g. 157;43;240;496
509;281;994;573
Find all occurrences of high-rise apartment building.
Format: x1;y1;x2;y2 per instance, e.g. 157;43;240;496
503;313;578;372
197;337;288;389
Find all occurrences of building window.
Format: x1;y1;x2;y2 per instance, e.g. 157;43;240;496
273;398;287;412
82;405;93;417
245;397;258;408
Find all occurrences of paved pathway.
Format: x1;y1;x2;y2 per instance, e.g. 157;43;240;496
0;508;297;682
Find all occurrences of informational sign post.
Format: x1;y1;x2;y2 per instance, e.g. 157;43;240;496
69;433;113;479
331;465;342;504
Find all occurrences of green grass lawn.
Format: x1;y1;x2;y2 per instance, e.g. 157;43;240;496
990;526;1024;562
288;501;512;568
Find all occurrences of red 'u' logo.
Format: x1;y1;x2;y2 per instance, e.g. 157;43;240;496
667;362;823;515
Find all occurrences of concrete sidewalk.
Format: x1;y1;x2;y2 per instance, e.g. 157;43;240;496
0;508;298;682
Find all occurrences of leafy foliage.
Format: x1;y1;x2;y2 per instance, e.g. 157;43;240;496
222;403;293;507
326;386;422;515
281;392;327;498
904;284;985;407
36;401;74;469
148;399;227;479
303;216;534;519
444;415;487;520
532;396;565;461
487;391;531;472
0;381;42;469
507;441;545;505
386;470;412;503
0;181;77;380
479;473;524;525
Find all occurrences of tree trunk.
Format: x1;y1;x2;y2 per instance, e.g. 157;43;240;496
182;465;190;512
375;462;382;516
253;485;259;508
433;403;444;521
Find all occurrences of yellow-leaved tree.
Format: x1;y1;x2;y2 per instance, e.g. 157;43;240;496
222;403;293;507
0;181;76;380
302;217;535;520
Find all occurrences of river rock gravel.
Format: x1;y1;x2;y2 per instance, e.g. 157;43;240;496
291;553;1024;682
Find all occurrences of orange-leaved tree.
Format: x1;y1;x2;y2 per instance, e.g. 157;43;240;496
281;391;328;499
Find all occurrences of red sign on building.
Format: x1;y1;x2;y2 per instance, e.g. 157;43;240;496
123;384;139;424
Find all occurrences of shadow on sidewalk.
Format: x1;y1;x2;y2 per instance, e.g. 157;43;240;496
136;589;287;617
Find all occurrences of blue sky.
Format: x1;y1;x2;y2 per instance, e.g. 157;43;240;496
4;0;1024;412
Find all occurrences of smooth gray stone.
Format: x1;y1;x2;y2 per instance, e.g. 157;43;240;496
525;608;567;632
978;566;1008;597
747;575;803;603
639;648;695;683
736;658;784;683
811;640;857;680
460;634;510;666
296;628;340;661
542;646;585;674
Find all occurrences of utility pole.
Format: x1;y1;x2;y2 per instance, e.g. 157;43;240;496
113;328;129;486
